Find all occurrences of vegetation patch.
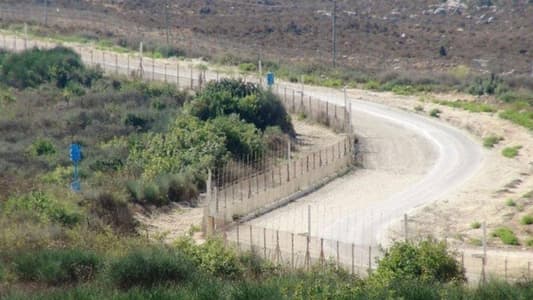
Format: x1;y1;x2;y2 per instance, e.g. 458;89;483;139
108;247;196;288
14;249;101;285
429;108;442;118
483;135;504;148
502;146;522;158
492;227;520;245
500;110;533;130
434;99;496;113
521;215;533;225
470;221;481;229
506;198;517;207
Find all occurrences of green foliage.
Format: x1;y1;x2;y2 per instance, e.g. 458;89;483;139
527;239;533;247
14;248;101;285
238;63;257;72
176;238;242;279
190;79;294;136
430;108;442;118
372;239;465;284
471;221;481;229
108;246;196;288
434;99;496;113
521;215;533;225
128;114;228;180
126;173;199;206
414;105;424;112
502;146;522;158
500;110;533;130
506;198;516;207
4;192;80;226
210;115;266;158
30;138;56;156
0;47;100;89
492;227;520;245
483;135;504;148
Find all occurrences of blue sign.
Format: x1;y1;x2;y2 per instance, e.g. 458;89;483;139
267;72;275;86
69;144;82;192
70;144;82;163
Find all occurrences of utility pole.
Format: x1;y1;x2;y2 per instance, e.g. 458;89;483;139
332;0;337;68
165;0;170;47
43;0;49;26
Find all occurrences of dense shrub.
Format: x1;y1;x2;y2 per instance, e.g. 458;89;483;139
4;192;80;226
372;239;465;285
176;238;242;279
30;138;56;156
14;249;101;285
128;115;228;180
108;247;196;288
0;47;100;89
190;79;294;136
210;115;266;158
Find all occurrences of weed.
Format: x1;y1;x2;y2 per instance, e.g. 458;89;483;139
14;249;101;285
500;110;533;130
470;222;481;229
492;227;520;245
108;247;196;288
30;138;56;156
483;135;504;148
502;146;522;158
414;105;424;112
521;215;533;225
430;108;442;118
506;199;517;207
527;239;533;247
434;99;496;113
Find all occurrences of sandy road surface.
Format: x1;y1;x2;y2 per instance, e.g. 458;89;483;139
250;86;485;246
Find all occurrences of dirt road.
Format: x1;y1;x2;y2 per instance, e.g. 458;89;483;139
249;85;485;246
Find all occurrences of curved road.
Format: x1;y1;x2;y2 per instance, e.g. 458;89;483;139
250;85;485;246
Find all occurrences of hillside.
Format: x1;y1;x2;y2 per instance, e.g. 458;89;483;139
3;0;533;77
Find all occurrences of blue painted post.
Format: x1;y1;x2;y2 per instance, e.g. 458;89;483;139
69;144;82;192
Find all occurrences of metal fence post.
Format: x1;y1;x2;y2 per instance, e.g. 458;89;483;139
263;227;267;259
351;243;355;275
249;225;253;253
291;233;295;269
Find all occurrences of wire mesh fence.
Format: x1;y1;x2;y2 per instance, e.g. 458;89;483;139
219;224;381;277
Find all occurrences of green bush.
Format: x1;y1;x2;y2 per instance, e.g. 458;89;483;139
483;135;504;148
0;47;99;89
372;239;465;284
4;192;80;226
492;227;520;245
506;198;516;207
430;108;442;118
521;215;533;225
30;139;56;156
190;79;294;136
108;247;196;288
128;114;228;180
502;146;522;158
210;115;266;158
471;222;481;229
238;63;257;72
14;249;101;285
176;238;242;279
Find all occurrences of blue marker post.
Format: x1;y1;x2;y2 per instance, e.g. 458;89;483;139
69;143;82;192
267;72;275;89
